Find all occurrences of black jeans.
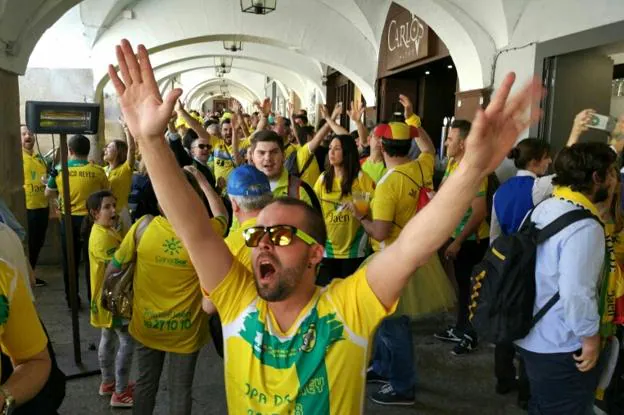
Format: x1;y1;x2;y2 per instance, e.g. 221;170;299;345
60;215;89;305
316;257;365;287
27;207;49;269
451;238;489;333
495;342;530;399
519;347;600;415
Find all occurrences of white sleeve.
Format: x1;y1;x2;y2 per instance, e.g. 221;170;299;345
532;175;555;205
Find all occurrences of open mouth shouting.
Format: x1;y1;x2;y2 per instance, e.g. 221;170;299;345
256;254;278;283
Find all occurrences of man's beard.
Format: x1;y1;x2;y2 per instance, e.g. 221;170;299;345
254;261;306;302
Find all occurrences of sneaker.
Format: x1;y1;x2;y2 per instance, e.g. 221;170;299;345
369;383;415;406
434;326;463;343
451;333;478;356
366;367;389;384
110;387;134;408
35;278;47;287
99;381;115;396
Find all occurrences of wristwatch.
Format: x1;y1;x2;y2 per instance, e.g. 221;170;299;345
0;386;15;415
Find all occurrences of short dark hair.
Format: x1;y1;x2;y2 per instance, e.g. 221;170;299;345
251;130;284;153
381;138;411;158
221;119;231;126
552;142;616;193
68;134;90;157
450;120;471;139
508;138;551;170
269;197;327;246
183;129;199;151
204;119;219;128
294;114;308;125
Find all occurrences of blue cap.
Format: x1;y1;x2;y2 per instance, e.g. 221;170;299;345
227;165;271;197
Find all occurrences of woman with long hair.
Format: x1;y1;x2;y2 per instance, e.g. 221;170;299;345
313;134;375;286
103;123;136;233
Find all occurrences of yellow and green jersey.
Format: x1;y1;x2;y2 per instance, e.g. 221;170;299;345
211;136;251;184
47;160;109;216
371;152;435;251
284;143;321;188
22;150;48;210
88;224;122;328
314;171;375;259
112;215;227;353
0;259;48;380
207;260;396;414
444;159;489;241
225;216;257;272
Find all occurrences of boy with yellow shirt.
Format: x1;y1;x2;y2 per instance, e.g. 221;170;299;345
45;134;109;308
434;119;490;356
20;125;49;286
110;41;540;415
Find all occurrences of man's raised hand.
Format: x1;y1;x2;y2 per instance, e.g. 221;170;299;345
108;39;182;141
462;72;544;176
399;94;414;119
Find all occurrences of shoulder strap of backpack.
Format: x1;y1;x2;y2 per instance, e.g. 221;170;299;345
531;292;560;327
536;209;599;244
287;175;300;198
297;151;316;178
299;179;322;214
393;169;422;189
134;214;154;247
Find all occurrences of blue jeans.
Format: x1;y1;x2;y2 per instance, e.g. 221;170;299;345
519;347;599;415
371;315;416;395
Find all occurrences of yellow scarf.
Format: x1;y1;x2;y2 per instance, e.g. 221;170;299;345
552;186;617;340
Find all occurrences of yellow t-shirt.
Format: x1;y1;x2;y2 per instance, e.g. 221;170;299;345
22;150;48;210
272;168;314;207
112;215;226;353
444;159;489;240
371;152;435;251
106;161;133;210
208;260;396;414
295;144;321;188
225;216;257;272
211;136;251;184
0;259;48;380
88;224;122;329
314;171;375;258
48;160;109;216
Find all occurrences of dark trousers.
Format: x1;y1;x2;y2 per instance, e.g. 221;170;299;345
519;347;600;415
60;215;89;305
452;238;489;333
316;257;365;287
495;342;530;399
371;315;416;395
27;207;49;269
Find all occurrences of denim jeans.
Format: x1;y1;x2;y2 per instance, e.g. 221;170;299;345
518;347;600;415
371;315;416;395
133;342;199;415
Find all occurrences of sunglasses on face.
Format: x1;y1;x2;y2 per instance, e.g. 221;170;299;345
243;225;317;248
195;144;210;150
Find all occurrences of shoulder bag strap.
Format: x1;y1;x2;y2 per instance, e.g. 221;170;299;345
536;209;599;243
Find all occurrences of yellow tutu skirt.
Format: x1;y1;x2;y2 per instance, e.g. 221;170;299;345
360;253;456;320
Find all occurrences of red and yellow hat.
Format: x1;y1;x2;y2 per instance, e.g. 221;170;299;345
373;122;419;141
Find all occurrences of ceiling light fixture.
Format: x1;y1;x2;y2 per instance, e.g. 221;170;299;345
447;65;453;69
223;39;243;52
240;0;277;15
214;56;233;74
425;70;430;75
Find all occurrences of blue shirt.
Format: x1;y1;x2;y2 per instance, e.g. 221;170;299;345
515;197;604;354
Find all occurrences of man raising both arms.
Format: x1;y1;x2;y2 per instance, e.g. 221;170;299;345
109;39;542;413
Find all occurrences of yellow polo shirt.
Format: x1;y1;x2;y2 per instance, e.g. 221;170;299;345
88;224;122;329
0;259;48;380
207;260;396;414
47;160;109;216
284;143;321;188
106;161;133;210
22;150;48;210
314;171;375;258
371;152;435;251
112;215;227;354
225;216;257;272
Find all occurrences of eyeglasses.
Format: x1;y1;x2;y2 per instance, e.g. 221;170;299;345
195;144;211;150
243;225;317;248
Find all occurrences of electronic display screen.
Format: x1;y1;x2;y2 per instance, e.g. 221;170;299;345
40;110;92;129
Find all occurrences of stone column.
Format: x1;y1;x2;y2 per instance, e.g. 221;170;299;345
0;68;26;227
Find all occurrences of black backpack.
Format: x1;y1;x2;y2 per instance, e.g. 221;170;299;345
469;208;599;344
